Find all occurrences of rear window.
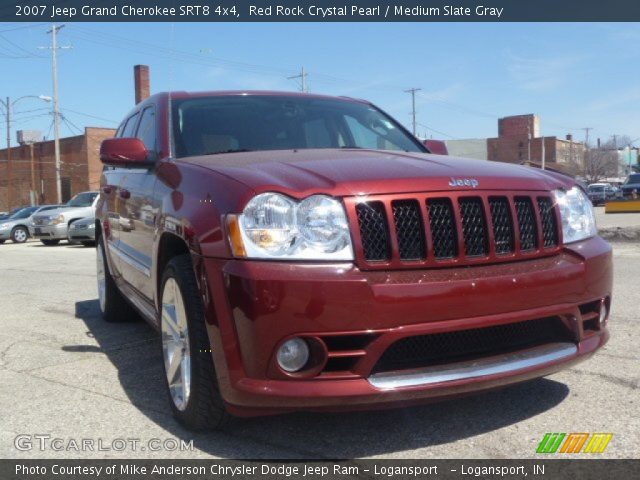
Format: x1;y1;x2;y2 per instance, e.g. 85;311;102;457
67;193;98;207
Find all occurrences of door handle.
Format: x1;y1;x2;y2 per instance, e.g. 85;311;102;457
119;189;131;199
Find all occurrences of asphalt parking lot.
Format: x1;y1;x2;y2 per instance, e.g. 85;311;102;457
0;240;638;459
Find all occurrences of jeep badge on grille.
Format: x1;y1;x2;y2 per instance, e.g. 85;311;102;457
449;177;479;188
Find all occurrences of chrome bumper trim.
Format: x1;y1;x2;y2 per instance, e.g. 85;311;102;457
368;342;577;389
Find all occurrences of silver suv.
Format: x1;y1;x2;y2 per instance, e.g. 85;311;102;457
31;191;99;245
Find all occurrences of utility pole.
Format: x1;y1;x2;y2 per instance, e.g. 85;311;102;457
287;67;308;93
527;124;531;161
41;24;70;203
541;132;546;170
404;88;421;136
50;24;63;204
5;97;10;209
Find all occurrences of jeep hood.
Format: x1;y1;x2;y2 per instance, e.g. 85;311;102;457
181;149;575;198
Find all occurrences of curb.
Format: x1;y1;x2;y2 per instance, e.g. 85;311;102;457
598;226;640;243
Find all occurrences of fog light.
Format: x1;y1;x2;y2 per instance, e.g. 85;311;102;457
599;302;608;325
277;338;310;373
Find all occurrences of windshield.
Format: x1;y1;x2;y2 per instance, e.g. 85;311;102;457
172;95;425;158
66;192;98;207
588;185;605;192
9;206;38;220
626;174;640;184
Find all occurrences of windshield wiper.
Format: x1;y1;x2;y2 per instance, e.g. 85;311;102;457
205;148;253;155
339;145;364;149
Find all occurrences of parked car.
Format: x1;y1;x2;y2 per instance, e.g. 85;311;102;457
97;91;611;430
31;192;99;245
67;217;96;246
587;183;616;205
0;205;63;244
621;173;640;198
0;206;27;221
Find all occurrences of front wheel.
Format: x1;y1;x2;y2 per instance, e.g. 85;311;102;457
11;226;28;243
160;254;227;430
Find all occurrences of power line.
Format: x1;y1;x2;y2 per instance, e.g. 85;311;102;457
416;122;456;139
61;108;118;125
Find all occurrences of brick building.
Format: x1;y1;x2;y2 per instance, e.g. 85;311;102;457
487;114;585;173
0;64;152;212
0;127;116;211
447;114;586;176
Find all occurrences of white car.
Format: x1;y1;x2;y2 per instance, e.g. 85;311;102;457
30;192;99;245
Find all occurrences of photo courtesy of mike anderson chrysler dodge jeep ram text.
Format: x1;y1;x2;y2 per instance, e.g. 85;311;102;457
96;91;611;430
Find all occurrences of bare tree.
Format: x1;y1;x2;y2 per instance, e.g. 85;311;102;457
582;140;620;183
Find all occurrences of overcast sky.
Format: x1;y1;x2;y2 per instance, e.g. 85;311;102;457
1;22;639;148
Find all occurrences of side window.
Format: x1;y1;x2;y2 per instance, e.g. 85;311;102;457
136;107;157;151
121;112;140;138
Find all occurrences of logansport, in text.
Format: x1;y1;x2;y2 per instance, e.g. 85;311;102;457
248;5;505;18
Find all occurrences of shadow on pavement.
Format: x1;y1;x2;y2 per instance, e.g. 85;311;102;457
72;299;569;459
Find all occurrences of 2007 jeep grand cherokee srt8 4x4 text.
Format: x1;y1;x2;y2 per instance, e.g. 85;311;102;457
96;91;611;430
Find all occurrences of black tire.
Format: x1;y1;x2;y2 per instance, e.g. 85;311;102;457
41;239;60;246
11;226;29;243
0;240;5;244
160;254;228;430
81;241;96;247
97;235;139;323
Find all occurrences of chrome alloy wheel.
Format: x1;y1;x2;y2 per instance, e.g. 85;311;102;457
161;277;191;411
96;242;106;313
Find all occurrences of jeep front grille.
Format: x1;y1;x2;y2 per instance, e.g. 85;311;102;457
348;192;561;270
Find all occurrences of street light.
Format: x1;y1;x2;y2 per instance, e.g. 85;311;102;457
0;95;52;209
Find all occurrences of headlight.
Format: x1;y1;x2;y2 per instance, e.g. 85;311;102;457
229;192;353;260
88;223;95;229
51;215;65;225
554;187;597;244
0;223;9;229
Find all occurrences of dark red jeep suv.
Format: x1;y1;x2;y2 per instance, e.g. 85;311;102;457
96;91;611;430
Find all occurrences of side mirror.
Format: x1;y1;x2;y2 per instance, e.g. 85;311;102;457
424;139;448;155
100;138;150;166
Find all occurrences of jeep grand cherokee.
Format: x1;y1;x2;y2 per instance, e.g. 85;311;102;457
96;91;611;430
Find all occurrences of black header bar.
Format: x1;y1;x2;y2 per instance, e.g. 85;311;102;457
3;0;640;22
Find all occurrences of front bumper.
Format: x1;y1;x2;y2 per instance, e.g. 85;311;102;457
31;223;68;240
199;236;612;415
0;227;11;240
68;227;95;241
